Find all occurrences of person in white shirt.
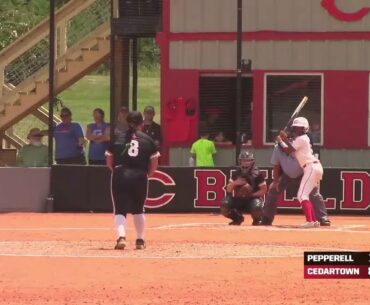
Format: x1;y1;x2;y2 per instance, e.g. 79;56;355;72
276;117;323;228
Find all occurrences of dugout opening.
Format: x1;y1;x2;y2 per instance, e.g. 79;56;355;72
199;75;253;146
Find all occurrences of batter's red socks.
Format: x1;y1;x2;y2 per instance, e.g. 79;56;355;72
301;200;316;222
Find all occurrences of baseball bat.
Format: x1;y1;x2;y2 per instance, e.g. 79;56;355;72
283;96;308;131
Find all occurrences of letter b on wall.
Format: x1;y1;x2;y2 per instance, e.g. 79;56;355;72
194;170;226;208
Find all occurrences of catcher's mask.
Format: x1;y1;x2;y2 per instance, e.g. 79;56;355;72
238;150;255;171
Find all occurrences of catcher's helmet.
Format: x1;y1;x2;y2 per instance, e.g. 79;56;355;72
238;150;254;161
291;117;309;132
126;111;143;126
238;150;255;170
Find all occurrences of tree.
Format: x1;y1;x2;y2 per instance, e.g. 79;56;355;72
0;0;68;50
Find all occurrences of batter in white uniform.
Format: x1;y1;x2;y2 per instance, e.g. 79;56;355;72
276;117;323;228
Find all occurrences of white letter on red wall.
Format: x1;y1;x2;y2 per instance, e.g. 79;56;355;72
145;170;176;209
194;170;226;208
340;171;370;210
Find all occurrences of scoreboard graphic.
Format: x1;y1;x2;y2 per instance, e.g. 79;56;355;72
304;252;370;279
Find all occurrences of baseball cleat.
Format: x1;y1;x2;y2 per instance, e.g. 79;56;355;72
135;239;146;250
319;218;331;226
114;236;126;250
314;221;320;227
256;217;272;226
300;221;317;228
228;216;245;226
252;219;263;226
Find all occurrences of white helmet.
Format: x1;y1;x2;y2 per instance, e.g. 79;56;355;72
291;117;309;132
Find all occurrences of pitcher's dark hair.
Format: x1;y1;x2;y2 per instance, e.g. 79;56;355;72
124;111;144;145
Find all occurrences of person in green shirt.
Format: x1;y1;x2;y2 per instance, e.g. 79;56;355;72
17;128;48;167
190;130;217;167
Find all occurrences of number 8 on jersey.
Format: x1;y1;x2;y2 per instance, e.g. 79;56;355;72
128;140;139;157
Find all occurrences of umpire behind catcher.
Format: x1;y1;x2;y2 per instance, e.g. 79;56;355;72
260;144;330;226
221;151;267;226
105;111;160;250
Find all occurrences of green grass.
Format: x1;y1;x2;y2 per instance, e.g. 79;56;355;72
13;74;160;141
59;74;161;128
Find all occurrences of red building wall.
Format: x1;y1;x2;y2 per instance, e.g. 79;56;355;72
158;0;370;163
324;71;369;148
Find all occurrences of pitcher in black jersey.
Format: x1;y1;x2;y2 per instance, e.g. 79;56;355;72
105;111;160;250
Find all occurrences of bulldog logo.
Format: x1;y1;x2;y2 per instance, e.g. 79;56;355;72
321;0;370;21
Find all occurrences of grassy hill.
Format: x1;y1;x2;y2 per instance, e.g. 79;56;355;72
13;74;160;140
60;74;161;128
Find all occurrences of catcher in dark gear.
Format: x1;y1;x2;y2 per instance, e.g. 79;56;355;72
220;151;267;225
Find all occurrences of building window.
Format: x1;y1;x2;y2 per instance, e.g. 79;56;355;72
265;74;323;144
199;76;253;145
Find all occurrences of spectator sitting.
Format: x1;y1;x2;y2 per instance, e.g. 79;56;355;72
190;130;217;167
143;106;162;150
203;107;222;140
214;132;232;146
86;108;110;165
16;128;48;167
54;107;86;165
114;106;129;144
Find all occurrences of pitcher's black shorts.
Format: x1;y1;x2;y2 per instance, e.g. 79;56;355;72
111;166;148;215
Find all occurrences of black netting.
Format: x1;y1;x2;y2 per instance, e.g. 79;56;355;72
265;75;322;143
199;76;253;145
119;0;162;17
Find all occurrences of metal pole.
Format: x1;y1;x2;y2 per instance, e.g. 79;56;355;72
110;0;116;142
236;0;242;162
132;38;138;111
48;0;55;166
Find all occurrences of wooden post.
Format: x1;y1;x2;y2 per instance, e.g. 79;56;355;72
4;128;12;148
0;65;4;97
0;130;4;149
112;0;119;18
57;21;68;58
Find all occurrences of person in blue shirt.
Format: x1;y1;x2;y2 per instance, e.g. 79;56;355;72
258;144;331;226
86;108;110;165
54;107;86;165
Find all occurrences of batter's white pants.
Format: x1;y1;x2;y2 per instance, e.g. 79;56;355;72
297;162;323;202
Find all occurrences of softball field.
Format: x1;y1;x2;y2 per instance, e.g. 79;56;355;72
0;213;369;305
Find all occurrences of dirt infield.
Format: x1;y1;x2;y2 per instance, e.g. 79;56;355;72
0;213;369;305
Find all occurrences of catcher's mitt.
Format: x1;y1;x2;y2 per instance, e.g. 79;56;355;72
234;183;253;198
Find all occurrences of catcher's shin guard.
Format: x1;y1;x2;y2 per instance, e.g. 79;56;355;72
220;196;244;224
250;198;263;222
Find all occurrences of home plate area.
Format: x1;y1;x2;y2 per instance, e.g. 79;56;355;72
153;222;369;233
